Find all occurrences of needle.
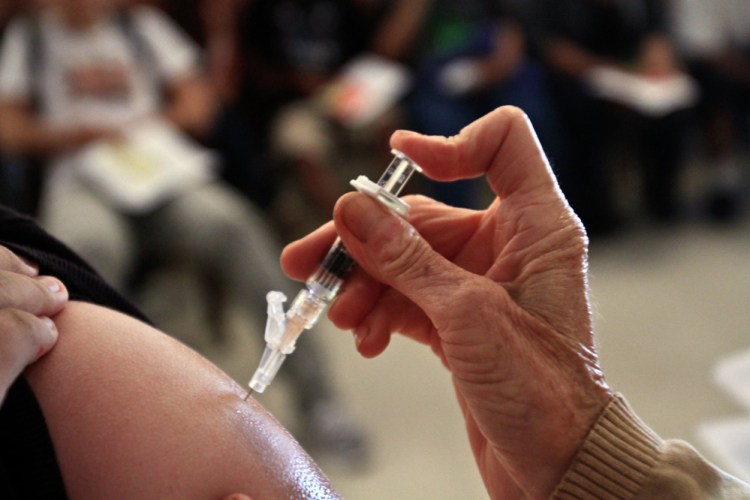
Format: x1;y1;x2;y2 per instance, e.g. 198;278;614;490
243;389;254;401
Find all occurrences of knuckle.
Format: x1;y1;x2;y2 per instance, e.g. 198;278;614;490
451;280;489;307
0;272;19;307
0;245;16;270
0;272;48;313
437;278;504;337
0;245;32;275
0;309;41;347
449;280;493;319
377;227;431;282
0;308;36;330
562;217;590;261
0;309;44;369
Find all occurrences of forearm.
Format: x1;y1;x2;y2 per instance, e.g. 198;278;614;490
205;34;240;101
200;0;243;101
544;39;607;77
0;103;79;156
161;75;219;138
552;395;750;499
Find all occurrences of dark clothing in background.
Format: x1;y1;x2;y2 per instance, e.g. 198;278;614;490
401;0;563;208
408;0;509;64
531;0;689;233
237;0;374;135
537;0;667;61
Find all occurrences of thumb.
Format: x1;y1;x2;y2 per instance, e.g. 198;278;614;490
334;192;477;329
0;312;59;403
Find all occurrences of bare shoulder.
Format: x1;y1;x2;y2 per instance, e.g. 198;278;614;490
25;301;338;499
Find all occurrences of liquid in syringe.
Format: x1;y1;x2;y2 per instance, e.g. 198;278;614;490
245;150;422;395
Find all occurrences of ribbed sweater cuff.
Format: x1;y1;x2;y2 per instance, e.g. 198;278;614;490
552;394;663;499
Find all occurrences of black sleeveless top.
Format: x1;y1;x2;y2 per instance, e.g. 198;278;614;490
0;205;150;499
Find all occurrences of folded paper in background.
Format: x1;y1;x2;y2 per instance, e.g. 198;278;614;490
76;118;216;213
586;67;699;117
697;348;750;482
698;417;750;482
714;348;750;409
317;54;412;129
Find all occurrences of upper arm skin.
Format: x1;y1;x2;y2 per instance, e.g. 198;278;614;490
24;301;338;499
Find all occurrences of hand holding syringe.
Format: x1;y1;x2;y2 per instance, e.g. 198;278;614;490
245;150;422;396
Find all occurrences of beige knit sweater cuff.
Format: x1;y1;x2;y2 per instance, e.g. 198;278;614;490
552;394;663;499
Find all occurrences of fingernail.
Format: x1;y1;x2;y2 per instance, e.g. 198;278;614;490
40;277;63;294
354;325;369;350
341;194;395;243
393;129;422;140
42;317;57;332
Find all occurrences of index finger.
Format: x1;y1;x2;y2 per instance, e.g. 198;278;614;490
280;221;338;282
0;272;68;317
390;106;561;203
0;246;39;277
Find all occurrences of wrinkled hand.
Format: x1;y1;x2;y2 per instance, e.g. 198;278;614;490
282;107;613;498
0;246;68;404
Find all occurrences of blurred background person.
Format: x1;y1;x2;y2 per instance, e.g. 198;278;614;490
369;0;564;209
0;0;367;462
0;0;33;213
137;0;280;213
671;0;750;223
232;0;400;240
528;0;694;237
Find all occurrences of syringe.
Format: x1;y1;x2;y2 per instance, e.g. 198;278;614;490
246;149;422;395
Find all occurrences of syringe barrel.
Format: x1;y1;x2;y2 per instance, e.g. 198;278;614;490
307;150;422;299
288;288;329;329
307;238;353;302
377;150;422;196
248;150;422;395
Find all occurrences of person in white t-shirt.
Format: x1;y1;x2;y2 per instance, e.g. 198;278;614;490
0;0;224;282
0;0;367;460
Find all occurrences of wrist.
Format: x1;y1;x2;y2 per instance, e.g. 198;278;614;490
531;388;614;498
551;394;661;499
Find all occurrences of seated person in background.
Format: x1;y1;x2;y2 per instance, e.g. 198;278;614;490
3;107;749;498
236;0;398;240
373;0;563;209
0;0;34;213
134;0;279;212
0;0;365;459
672;0;750;222
530;0;693;234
